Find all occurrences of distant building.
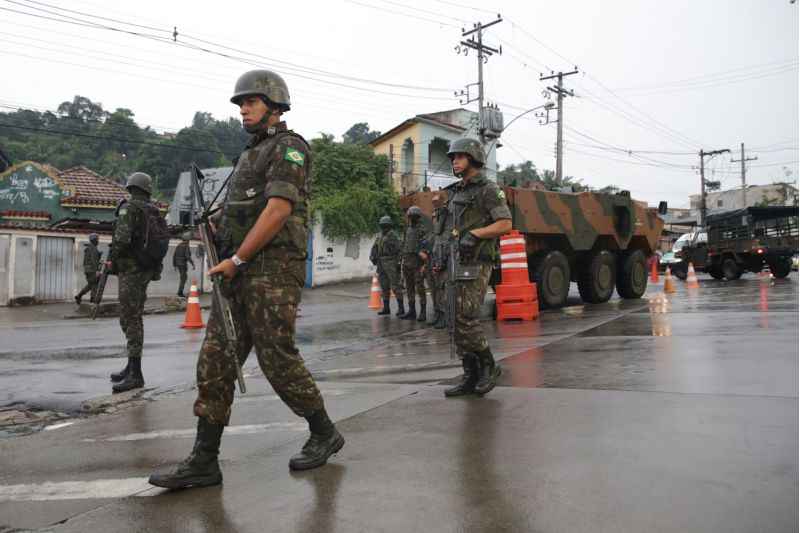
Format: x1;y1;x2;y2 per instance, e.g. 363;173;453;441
167;166;232;225
689;183;798;221
369;108;499;194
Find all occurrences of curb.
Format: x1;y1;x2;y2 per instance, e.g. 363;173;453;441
312;359;461;380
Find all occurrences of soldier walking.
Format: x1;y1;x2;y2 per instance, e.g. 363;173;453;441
173;232;196;297
75;233;101;305
108;172;161;394
370;215;404;316
149;69;343;490
399;206;427;321
443;138;512;398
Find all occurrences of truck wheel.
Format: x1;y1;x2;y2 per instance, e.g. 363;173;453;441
617;250;647;299
708;265;724;280
721;257;742;280
769;258;792;279
532;251;570;308
578;250;616;303
671;262;688;281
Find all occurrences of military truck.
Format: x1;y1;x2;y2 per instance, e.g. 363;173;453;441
672;206;798;280
401;187;665;308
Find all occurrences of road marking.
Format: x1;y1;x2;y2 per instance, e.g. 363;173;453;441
82;422;306;442
0;478;154;502
44;421;75;431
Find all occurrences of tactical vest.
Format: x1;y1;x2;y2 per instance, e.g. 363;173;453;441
446;177;499;262
402;225;421;255
219;129;311;270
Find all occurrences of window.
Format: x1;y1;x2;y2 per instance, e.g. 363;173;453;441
717;200;723;207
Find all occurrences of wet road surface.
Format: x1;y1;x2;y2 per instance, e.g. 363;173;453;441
0;273;796;532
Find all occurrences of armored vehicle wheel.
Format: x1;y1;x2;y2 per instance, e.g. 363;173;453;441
532;251;570;308
617;249;647;299
578;250;616;304
671;262;688;280
721;257;742;280
708;265;724;280
768;258;792;278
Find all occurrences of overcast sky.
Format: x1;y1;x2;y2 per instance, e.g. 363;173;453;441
1;0;797;207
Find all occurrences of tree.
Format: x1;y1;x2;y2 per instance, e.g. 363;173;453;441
56;95;106;124
342;122;382;144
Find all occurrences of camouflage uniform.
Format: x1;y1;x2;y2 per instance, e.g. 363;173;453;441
75;240;101;302
401;220;426;307
173;240;195;296
372;229;402;301
430;202;451;322
193;121;324;426
110;192;155;358
445;171;511;355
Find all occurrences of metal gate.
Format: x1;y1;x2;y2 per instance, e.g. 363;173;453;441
0;234;9;305
35;236;74;302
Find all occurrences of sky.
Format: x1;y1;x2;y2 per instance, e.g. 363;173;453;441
0;0;797;208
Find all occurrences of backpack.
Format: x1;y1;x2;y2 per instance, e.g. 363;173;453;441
132;200;170;270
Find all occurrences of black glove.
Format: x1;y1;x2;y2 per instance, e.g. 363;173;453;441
459;232;479;259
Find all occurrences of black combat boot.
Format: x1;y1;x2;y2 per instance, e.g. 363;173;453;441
417;300;427;322
112;357;144;393
74;295;82;305
289;409;345;471
377;298;391;315
400;301;417;320
395;298;405;317
474;348;501;396
110;358;131;382
148;417;224;489
444;354;479;397
177;291;185;298
434;312;447;329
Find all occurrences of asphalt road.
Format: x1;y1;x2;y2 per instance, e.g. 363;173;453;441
0;273;797;532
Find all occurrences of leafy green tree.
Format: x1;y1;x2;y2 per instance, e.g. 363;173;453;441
342;122;382;144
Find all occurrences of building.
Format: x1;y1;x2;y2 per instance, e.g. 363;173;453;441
369;108;499;194
0;162;130;228
167;166;232;225
689;183;798;220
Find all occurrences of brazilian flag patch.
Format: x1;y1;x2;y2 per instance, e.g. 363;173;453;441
284;147;305;166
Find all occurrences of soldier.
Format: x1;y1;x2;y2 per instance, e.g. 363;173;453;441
108;172;159;394
370;215;405;316
173;232;196;297
399;205;427;321
426;192;450;329
74;233;101;305
443;138;512;397
149;69;343;490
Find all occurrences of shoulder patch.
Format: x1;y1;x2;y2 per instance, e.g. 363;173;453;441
497;190;506;201
284;147;305;166
118;208;128;216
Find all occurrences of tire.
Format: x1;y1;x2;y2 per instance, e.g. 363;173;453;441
707;264;724;280
617;250;647;299
769;258;792;279
671;262;688;281
721;257;742;280
532;250;570;308
577;250;616;303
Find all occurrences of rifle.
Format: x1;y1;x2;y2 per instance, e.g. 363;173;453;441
447;239;457;360
190;164;246;394
91;253;109;320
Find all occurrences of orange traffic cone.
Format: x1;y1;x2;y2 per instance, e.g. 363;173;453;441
368;275;383;309
181;279;205;329
650;254;660;283
686;262;700;289
663;266;676;293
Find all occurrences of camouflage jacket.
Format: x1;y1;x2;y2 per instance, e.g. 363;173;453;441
82;242;101;274
110;192;150;273
173;242;195;268
402;223;424;256
218;121;311;278
445;172;511;262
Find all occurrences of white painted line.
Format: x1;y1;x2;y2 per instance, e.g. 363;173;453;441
0;478;153;502
82;422;306;442
44;421;76;431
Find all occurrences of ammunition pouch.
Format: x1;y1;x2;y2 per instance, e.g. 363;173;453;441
454;262;480;281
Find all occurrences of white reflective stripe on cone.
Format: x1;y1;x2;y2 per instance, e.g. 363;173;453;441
500;238;526;246
500;252;527;261
501;262;529;269
188;297;200;304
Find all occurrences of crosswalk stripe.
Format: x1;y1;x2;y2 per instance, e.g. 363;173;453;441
82;422;306;442
0;478;154;502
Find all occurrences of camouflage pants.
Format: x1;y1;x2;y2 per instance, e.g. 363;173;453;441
177;266;188;295
402;255;426;305
455;262;492;356
76;272;98;300
118;270;152;358
424;265;438;311
193;274;323;426
432;268;447;314
377;257;402;300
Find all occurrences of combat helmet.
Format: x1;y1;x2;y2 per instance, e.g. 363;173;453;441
379;215;393;227
407;206;423;218
88;233;98;244
126;172;153;195
230;69;291;111
447;137;485;167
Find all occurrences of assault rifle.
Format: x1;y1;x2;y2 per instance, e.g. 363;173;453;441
447;238;457;360
91;251;109;320
190;164;246;394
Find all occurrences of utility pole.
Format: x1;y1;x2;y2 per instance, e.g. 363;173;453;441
730;142;757;208
455;15;502;146
540;69;579;182
698;148;730;225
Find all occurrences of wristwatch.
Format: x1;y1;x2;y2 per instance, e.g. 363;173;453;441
231;254;248;269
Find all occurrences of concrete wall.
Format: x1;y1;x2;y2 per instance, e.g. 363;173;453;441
309;223;376;287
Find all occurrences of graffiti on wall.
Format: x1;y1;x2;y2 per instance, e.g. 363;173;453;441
315;247;340;272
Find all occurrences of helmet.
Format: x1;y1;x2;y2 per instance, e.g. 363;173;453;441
447;137;485;167
379;215;392;226
88;233;98;244
230;69;291;111
407;206;423;218
181;231;192;241
125;172;153;195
